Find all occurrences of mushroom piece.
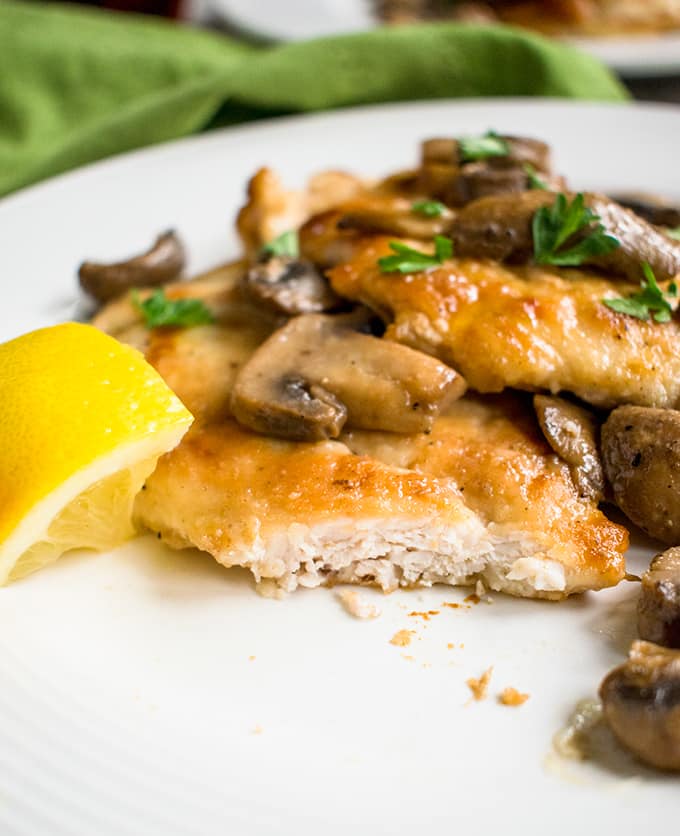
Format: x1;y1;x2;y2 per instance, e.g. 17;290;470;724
599;640;680;771
638;547;680;648
451;191;680;281
609;193;680;229
421;135;551;171
533;395;604;502
79;230;185;304
242;255;341;315
230;313;466;441
601;406;680;545
337;199;455;239
418;135;555;207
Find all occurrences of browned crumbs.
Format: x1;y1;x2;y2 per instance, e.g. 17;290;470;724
498;687;530;707
442;602;460;610
408;610;440;621
464;593;481;605
467;667;493;701
390;629;415;647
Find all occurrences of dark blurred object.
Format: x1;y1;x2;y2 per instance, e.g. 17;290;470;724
626;76;680;104
63;0;184;17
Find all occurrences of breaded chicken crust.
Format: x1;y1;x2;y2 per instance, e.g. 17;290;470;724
329;240;680;409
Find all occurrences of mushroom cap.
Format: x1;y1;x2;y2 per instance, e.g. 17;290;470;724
601;406;680;544
600;640;680;771
230;313;466;441
242;255;341;316
639;547;680;648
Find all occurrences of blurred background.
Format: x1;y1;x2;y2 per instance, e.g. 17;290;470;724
50;0;680;101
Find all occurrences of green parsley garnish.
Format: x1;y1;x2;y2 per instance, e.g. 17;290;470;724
132;289;214;328
261;230;299;259
459;130;509;163
603;262;678;323
411;200;447;218
524;164;549;191
666;226;680;241
378;235;453;274
532;193;620;267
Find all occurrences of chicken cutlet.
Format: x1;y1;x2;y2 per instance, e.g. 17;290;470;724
342;394;627;596
94;268;626;598
328;240;680;409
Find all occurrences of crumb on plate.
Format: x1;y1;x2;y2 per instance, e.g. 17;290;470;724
337;589;381;619
390;629;415;647
408;609;439;621
467;666;493;700
498;687;530;707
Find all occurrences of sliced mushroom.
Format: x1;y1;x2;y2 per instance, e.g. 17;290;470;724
609;193;680;229
601;406;680;544
599;640;680;771
230;313;466;441
451;189;547;261
337;199;454;239
534;395;604;502
451;191;680;281
242;255;340;315
638;547;680;648
421;135;551;171
79;230;185;304
418;136;556;207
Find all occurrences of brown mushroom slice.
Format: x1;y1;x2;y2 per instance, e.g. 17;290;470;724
601;406;680;545
242;255;341;315
337;200;454;239
451;189;547;261
533;395;604;502
609;193;680;229
452;191;680;281
599;640;680;771
230;313;466;441
638;547;680;648
418;135;557;207
79;230;185;304
421;135;551;171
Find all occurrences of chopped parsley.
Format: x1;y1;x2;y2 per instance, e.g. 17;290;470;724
261;230;299;259
532;193;620;267
378;235;453;274
459;130;509;163
411;200;447;218
524;164;549;191
132;289;214;328
603;262;678;323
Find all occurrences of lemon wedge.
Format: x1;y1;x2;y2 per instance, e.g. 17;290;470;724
0;322;193;584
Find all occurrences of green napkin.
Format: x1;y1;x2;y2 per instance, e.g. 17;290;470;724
0;0;627;197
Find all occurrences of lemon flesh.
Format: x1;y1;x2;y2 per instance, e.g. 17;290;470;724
0;322;193;584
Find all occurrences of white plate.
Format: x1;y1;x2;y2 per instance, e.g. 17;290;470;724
568;32;680;77
1;100;678;836
208;0;680;77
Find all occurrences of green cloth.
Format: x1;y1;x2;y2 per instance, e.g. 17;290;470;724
0;0;627;197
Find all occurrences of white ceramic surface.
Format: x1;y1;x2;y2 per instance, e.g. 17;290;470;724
208;0;680;77
0;100;678;836
568;32;680;77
